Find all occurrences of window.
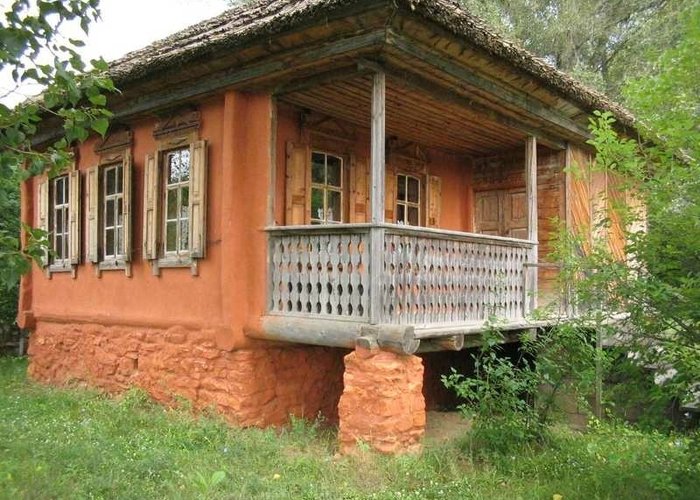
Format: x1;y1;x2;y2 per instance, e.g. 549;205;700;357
163;148;190;256
51;175;70;264
310;151;343;224
396;174;421;226
37;168;80;275
86;144;132;275
102;164;125;259
143;136;207;275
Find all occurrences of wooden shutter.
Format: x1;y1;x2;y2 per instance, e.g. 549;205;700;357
384;166;397;222
504;189;528;239
189;140;207;258
37;178;49;267
122;150;133;261
285;141;309;225
86;165;99;263
349;155;369;223
68;170;81;265
426;175;442;228
143;153;159;260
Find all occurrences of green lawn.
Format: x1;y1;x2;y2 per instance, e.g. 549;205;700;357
0;356;697;499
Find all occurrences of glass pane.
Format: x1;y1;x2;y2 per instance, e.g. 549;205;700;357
397;175;406;202
106;199;115;227
63;178;69;205
327;190;341;222
311;152;325;184
408;177;420;203
167;151;180;184
55;235;63;259
116;165;123;194
55;179;64;205
408;206;419;226
116;227;123;256
396;204;405;224
55;209;63;234
166;189;177;220
180;187;189;217
105;228;114;257
179;149;190;182
180;219;189;251
106;167;115;195
166;221;177;252
311;188;324;221
327;156;342;187
117;198;123;227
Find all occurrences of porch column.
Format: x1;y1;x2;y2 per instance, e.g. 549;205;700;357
525;135;539;313
369;71;386;324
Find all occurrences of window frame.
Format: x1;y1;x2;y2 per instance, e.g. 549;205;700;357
309;150;345;225
161;146;192;260
395;173;422;226
49;174;71;270
101;163;126;262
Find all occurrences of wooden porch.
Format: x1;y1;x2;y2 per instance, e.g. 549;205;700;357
259;222;545;354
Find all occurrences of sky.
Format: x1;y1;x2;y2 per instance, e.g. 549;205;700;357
1;0;231;106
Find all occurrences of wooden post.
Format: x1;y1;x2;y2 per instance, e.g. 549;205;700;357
369;72;386;325
525;136;538;313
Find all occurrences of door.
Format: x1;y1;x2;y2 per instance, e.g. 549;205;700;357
475;188;528;239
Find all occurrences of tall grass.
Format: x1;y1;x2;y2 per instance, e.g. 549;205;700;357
1;356;697;499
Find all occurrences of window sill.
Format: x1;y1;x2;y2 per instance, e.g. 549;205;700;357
47;262;76;279
96;259;132;277
151;255;199;276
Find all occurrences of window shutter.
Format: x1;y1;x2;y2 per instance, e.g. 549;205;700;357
122;150;133;261
384;167;397;222
143;153;159;260
285;141;309;225
189;140;207;259
349;155;369;223
37;178;49;268
86;165;99;263
426;175;442;228
68;170;81;265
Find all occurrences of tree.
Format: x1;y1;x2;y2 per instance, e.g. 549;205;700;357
460;0;695;99
568;4;700;406
0;0;114;326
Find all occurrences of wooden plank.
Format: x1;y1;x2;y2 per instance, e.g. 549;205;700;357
386;31;591;139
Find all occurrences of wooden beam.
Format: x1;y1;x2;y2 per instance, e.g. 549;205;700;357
386;31;591;139
369;71;386;326
274;66;373;95
370;71;386;224
526;135;538;313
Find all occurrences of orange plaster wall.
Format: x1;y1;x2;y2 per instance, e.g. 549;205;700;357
25;91;273;348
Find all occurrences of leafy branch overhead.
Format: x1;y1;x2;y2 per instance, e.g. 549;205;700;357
0;0;115;289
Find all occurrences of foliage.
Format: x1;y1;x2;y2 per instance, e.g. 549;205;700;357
0;0;115;294
0;356;698;499
443;320;601;455
563;4;700;411
459;0;696;98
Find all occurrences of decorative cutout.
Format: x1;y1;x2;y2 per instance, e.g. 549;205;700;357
269;231;369;320
381;232;529;325
95;129;132;155
388;138;427;175
154;110;200;139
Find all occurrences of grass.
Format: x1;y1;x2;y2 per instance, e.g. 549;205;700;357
0;356;698;499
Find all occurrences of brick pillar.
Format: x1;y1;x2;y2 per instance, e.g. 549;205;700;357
338;347;425;454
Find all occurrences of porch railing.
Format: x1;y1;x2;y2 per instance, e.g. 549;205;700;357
267;224;536;327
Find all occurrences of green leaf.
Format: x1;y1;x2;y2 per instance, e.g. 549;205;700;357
91;117;109;137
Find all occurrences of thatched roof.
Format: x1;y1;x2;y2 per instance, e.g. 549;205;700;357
109;0;634;128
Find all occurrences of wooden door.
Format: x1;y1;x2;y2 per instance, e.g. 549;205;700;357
475;188;528;239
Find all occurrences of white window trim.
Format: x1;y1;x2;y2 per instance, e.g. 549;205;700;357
396;173;422;226
310;150;344;225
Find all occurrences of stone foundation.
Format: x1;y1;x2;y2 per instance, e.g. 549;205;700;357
337;348;425;454
28;321;346;426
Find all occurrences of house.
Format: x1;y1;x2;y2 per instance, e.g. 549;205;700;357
19;0;634;454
